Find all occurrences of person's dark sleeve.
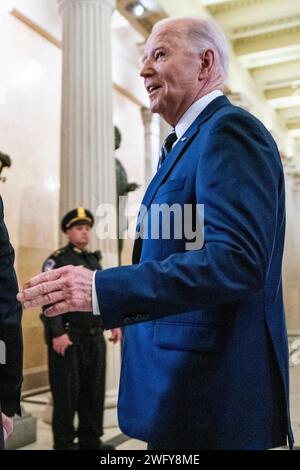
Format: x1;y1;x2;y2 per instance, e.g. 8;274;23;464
0;197;23;416
43;314;65;339
94;112;282;329
42;258;65;339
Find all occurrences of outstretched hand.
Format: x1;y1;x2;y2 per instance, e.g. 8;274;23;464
17;265;94;317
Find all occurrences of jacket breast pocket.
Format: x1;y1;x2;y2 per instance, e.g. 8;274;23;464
154;322;218;353
156;177;186;197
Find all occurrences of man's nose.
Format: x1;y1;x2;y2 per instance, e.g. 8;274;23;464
140;59;153;78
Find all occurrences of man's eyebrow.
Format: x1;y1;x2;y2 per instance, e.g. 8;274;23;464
142;45;167;63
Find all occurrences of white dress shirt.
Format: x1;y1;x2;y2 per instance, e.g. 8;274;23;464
92;89;223;316
175;89;223;143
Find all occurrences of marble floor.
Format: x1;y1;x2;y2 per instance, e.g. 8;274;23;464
17;393;147;451
15;346;300;451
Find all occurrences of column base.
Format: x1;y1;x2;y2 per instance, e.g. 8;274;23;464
103;388;118;428
6;406;37;450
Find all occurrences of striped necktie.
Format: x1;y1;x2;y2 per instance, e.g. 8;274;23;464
157;130;178;170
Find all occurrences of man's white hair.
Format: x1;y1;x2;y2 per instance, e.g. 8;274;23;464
153;17;230;82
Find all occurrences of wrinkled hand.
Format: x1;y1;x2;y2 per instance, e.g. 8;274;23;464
2;413;13;442
109;328;122;344
17;265;94;317
52;334;73;356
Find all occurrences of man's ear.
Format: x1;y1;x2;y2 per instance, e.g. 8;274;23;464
198;49;215;79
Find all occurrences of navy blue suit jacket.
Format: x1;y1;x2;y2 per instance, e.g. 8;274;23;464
0;196;23;418
96;96;293;449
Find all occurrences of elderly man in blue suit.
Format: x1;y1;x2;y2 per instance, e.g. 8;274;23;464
18;17;293;450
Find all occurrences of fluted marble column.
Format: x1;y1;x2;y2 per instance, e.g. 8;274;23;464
57;0;120;428
293;137;300;170
58;0;117;267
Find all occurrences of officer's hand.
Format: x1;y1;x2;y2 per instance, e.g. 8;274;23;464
2;413;13;442
52;334;73;356
17;265;94;316
109;328;122;344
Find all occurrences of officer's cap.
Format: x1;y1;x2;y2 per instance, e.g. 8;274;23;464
61;207;94;232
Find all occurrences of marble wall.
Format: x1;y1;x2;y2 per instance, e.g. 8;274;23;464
0;14;61;388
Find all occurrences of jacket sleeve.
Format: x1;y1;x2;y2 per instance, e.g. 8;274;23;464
0;197;23;416
95;112;282;329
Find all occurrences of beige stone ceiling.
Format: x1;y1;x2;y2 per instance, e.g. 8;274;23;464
117;0;300;137
208;0;300;135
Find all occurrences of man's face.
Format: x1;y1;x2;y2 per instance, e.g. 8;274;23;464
140;22;203;126
66;224;91;249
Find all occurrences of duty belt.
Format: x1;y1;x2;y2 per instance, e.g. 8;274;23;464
65;323;103;336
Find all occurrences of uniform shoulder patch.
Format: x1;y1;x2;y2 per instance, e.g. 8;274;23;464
42;258;56;271
52;245;68;257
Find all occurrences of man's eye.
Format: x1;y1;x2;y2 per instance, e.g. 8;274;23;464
155;51;165;60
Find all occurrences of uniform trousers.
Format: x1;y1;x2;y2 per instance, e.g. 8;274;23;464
48;332;106;450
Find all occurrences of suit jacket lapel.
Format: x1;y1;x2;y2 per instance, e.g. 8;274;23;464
132;95;231;263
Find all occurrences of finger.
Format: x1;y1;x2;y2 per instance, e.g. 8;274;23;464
23;266;72;289
22;290;66;309
44;301;70;317
18;279;64;303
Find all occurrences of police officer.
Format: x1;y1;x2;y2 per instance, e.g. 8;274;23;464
41;207;122;450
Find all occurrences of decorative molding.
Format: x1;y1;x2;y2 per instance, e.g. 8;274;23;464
208;0;270;15
231;15;300;39
262;76;300;91
58;0;115;14
240;46;300;69
11;9;62;48
114;83;145;107
234;24;300;46
287;122;300;131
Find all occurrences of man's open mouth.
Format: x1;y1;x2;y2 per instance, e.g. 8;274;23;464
147;85;162;96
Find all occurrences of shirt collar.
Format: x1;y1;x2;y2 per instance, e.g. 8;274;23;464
175;90;223;141
69;243;88;254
